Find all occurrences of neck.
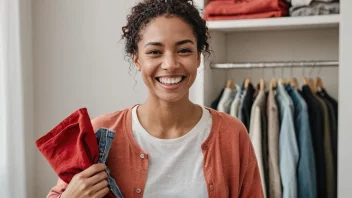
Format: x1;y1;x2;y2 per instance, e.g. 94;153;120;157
137;92;202;139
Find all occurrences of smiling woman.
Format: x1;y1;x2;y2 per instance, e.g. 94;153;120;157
47;0;264;198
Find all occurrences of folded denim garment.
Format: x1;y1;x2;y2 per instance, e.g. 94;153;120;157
96;128;124;198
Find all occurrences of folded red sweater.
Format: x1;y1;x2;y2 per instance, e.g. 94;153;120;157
204;0;289;20
35;108;99;184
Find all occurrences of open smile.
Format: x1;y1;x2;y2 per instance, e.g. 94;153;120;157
155;76;186;90
155;76;186;85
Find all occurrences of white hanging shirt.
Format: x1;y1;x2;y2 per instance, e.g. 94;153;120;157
132;105;212;198
217;87;236;113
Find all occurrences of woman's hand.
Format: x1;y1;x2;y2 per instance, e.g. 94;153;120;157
61;164;110;198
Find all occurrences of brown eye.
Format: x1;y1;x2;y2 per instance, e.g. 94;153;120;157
178;48;192;54
147;50;161;55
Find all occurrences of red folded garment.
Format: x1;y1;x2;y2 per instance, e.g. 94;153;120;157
204;0;289;20
35;108;99;184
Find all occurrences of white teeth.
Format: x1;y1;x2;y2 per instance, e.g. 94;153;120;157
158;77;183;85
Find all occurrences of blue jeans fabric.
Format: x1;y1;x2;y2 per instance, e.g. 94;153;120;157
96;128;124;198
286;85;317;198
276;83;299;198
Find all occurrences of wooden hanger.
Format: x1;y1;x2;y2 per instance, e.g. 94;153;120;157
226;79;235;89
315;77;324;92
270;78;277;90
279;77;286;84
259;78;265;92
244;78;251;89
308;78;317;93
289;77;299;89
302;77;309;86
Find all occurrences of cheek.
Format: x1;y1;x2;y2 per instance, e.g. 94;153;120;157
140;59;159;77
183;57;199;75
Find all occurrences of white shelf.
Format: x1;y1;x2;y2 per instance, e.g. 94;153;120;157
207;15;340;32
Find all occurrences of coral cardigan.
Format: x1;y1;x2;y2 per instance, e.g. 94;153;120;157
47;106;263;198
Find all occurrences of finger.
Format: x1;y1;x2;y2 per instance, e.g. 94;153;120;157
93;187;109;198
91;179;109;194
80;164;106;178
87;170;107;185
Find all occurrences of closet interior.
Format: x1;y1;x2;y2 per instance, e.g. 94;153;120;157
190;0;340;198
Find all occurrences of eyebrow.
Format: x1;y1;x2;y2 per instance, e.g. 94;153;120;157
144;39;194;48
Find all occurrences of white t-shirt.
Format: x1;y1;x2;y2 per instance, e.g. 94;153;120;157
132;105;212;198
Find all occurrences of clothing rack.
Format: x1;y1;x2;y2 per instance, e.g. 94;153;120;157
210;60;339;69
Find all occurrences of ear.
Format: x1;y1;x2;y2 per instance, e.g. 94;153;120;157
133;54;141;71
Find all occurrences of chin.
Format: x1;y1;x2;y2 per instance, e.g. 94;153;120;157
157;92;188;103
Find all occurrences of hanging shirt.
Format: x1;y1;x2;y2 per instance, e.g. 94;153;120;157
313;95;335;198
249;90;267;198
261;92;269;197
211;88;224;110
301;85;327;198
318;88;338;165
217;87;236;113
318;96;337;198
276;83;299;198
318;89;338;198
286;85;317;198
238;89;247;123
240;83;255;131
230;84;242;117
267;88;282;198
132;105;211;198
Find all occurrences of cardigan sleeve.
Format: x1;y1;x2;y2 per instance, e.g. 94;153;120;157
239;140;265;198
46;178;67;198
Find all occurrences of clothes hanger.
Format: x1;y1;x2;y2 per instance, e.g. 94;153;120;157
290;77;299;89
279;77;286;84
279;66;286;84
301;64;309;86
270;67;277;90
309;78;317;93
302;77;309;86
309;65;318;93
315;77;323;92
259;66;265;92
288;61;299;89
225;69;235;89
226;79;235;89
244;77;251;89
259;78;265;92
270;78;277;90
315;67;323;92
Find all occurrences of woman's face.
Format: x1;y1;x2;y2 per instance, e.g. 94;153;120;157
134;16;200;103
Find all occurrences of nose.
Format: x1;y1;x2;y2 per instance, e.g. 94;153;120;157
161;53;179;71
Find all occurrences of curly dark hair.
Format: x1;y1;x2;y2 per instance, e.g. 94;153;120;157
122;0;211;59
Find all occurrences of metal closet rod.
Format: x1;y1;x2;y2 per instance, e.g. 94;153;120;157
210;60;339;69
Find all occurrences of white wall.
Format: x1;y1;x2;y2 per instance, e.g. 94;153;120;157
33;1;147;197
19;0;34;197
339;0;352;197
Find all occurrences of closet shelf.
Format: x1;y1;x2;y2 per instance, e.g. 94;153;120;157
206;15;340;32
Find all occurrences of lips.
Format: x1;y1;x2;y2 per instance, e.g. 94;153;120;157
156;76;186;85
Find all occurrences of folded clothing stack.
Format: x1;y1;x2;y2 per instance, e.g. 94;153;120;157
204;0;289;21
289;1;339;16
